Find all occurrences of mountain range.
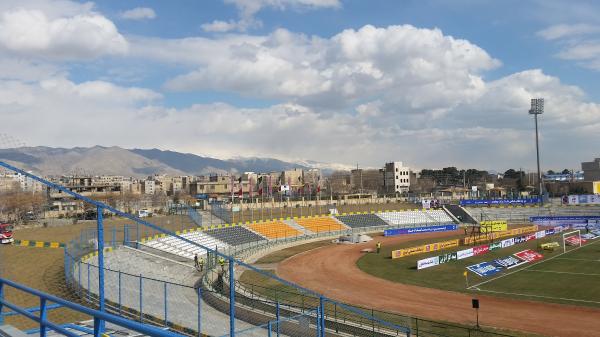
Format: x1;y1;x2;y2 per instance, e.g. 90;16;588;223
0;146;347;177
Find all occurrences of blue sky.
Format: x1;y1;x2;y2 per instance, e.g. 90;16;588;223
0;0;599;171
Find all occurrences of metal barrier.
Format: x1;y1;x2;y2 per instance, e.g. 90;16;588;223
0;277;184;337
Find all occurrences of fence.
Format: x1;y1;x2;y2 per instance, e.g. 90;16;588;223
1;161;523;337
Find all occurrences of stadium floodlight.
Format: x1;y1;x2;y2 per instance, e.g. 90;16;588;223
529;98;544;205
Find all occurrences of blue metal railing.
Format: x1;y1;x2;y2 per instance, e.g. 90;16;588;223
187;206;202;227
0;161;411;337
0;278;183;337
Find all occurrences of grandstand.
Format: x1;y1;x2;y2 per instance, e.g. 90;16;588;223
295;217;347;233
336;213;389;228
466;204;600;222
376;210;454;227
247;221;302;239
204;226;267;246
144;230;228;260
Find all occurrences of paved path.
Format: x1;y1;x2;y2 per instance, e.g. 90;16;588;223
277;230;600;337
75;247;269;337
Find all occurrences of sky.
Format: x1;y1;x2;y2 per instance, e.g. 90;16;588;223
0;0;599;171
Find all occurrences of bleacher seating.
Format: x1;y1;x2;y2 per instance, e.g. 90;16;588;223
247;221;302;239
376;210;453;227
335;214;389;228
204;226;266;246
295;217;347;233
144;230;228;260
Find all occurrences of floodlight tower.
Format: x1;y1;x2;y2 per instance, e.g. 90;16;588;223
529;98;544;205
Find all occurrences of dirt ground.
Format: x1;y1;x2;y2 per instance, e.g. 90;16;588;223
277;231;600;337
0;214;193;329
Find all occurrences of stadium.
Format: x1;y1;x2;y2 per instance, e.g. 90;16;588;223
2;160;600;337
3;2;600;337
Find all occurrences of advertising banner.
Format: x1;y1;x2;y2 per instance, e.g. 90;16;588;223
564;194;600;205
514;235;527;244
565;236;586;246
489;242;502;250
384;224;457;236
493;256;527;269
535;230;546;239
514;249;543;262
473;244;490;256
460;198;541;206
417;256;440;270
438;252;458;264
391;239;459;258
545;228;555;235
467;262;501;277
525;233;536;241
501;238;515;248
581;233;598;240
457;248;474;260
530;216;600;227
480;221;508;233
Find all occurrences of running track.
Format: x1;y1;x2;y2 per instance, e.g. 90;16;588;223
277;231;600;337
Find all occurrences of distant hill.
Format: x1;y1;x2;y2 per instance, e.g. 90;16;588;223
0;146;320;177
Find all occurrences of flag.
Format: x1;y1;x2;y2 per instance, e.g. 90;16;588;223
258;188;263;196
316;185;321;193
463;271;467;277
249;178;253;198
237;187;243;196
238;176;242;183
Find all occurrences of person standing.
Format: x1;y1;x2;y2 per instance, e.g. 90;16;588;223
219;256;226;272
198;256;205;272
194;254;199;270
376;241;381;254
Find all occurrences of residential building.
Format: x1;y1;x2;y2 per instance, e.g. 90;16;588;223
582;158;600;181
384;162;411;194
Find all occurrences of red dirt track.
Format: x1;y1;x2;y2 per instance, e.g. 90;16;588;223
277;231;600;337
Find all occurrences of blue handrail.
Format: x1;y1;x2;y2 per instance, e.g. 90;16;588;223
0;278;182;337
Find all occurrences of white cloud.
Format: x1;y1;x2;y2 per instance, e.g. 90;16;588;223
538;23;600;71
120;7;156;21
157;25;498;115
537;23;600;40
0;5;127;60
203;0;341;32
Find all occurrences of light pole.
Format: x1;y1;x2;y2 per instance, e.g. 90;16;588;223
528;98;544;205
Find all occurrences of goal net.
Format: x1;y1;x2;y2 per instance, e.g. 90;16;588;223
563;230;582;253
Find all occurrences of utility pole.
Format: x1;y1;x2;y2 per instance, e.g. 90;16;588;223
529;98;544;205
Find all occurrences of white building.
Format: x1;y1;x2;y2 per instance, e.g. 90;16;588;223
384;162;411;194
142;180;155;195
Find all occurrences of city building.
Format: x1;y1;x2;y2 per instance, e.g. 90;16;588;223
383;162;411;194
582;158;600;181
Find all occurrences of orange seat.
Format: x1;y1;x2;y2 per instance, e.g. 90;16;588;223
296;217;346;233
248;221;302;239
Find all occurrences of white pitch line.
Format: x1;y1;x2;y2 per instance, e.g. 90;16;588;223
554;257;600;262
472;288;600;304
524;269;600;277
467;237;600;290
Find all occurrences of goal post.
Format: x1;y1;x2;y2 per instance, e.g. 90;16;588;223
563;230;581;253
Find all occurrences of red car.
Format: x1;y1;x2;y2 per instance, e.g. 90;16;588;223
0;222;14;244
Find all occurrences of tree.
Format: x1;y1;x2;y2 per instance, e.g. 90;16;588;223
561;169;571;175
547;170;556;175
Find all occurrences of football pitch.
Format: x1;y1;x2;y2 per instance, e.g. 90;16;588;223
468;238;600;307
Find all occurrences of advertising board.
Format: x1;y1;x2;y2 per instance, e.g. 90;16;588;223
467;262;501;277
535;230;546;239
417;256;440;270
457;248;474;260
438;252;458;264
501;237;515;248
384;224;457;237
480;221;508;233
391;239;459;259
514;249;543;262
473;244;490;256
459;198;541;206
493;256;527;269
489;242;502;250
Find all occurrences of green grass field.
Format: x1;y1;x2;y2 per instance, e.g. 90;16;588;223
357;232;600;308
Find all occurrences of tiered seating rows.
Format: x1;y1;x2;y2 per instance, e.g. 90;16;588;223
335;214;389;228
295;217;347;233
247;221;302;239
145;231;227;260
204;226;267;246
376;210;453;226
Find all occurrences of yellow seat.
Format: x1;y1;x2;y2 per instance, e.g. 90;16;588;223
296;217;346;233
248;221;302;239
